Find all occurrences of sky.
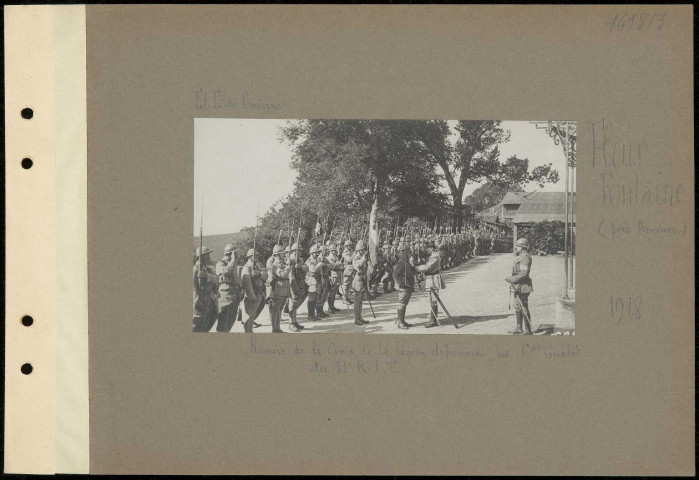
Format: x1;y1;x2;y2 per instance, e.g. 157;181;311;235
194;119;570;235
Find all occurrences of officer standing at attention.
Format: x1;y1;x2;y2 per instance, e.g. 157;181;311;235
351;240;370;326
341;239;355;306
240;248;263;333
304;245;325;322
287;242;307;332
214;243;241;332
325;243;343;313
392;243;416;329
193;246;219;332
506;237;534;335
267;245;290;333
416;237;445;328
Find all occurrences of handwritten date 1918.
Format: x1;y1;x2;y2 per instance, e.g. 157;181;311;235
610;295;643;324
605;12;667;32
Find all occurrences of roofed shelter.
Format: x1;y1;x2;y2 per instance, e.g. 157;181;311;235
475;190;576;252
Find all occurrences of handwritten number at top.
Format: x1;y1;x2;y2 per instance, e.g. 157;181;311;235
605;11;667;32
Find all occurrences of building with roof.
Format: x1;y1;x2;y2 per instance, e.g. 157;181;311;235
476;191;576;252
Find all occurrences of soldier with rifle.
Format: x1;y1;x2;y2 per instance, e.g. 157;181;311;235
304;244;325;321
214;243;241;332
267;244;290;333
341;238;355;306
325;242;343;313
351;240;371;326
287;231;307;332
240;248;264;333
192;245;219;332
316;243;331;318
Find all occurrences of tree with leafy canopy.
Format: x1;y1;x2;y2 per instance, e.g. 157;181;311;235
279;119;446;266
408;120;560;228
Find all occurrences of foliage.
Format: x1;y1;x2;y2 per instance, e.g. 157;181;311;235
220;120;563;261
518;221;574;255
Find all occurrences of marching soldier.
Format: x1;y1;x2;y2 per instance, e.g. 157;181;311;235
267;245;290;333
325;243;343;313
305;245;325;321
214;243;241;332
240;248;263;333
506;237;534;335
351;240;370;325
193;246;219;332
416;237;445;328
287;242;307;332
341;239;355;306
392;243;416;329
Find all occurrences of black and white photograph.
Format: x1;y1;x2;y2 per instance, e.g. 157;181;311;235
193;119;576;335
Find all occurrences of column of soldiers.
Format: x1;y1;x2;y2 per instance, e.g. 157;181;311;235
193;223;516;333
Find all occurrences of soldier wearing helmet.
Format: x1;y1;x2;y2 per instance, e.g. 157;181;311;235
240;248;263;333
304;244;325;322
392;243;416;329
351;240;370;326
381;242;395;294
193;245;219;332
214;243;241;332
506;237;534;335
324;243;343;313
316;244;331;318
267;244;290;333
416;237;445;328
286;242;307;332
341;239;355;306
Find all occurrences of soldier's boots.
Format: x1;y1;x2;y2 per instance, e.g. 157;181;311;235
425;302;439;328
316;305;329;318
397;308;410;329
508;311;524;335
272;316;285;333
521;309;533;335
307;301;320;321
353;300;363;326
328;300;341;314
243;318;254;333
289;311;304;330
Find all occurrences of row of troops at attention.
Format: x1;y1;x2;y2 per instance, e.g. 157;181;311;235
193;229;528;334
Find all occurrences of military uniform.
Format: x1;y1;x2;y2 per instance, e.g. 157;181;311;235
267;246;290;333
192;248;219;332
351;242;370;325
416;243;445;328
325;245;343;313
214;245;241;332
341;241;355;305
506;239;534;335
392;245;416;329
305;246;325;321
317;245;331;317
240;250;263;333
287;243;307;332
381;244;395;293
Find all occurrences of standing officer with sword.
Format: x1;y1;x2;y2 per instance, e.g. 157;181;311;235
505;237;534;335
